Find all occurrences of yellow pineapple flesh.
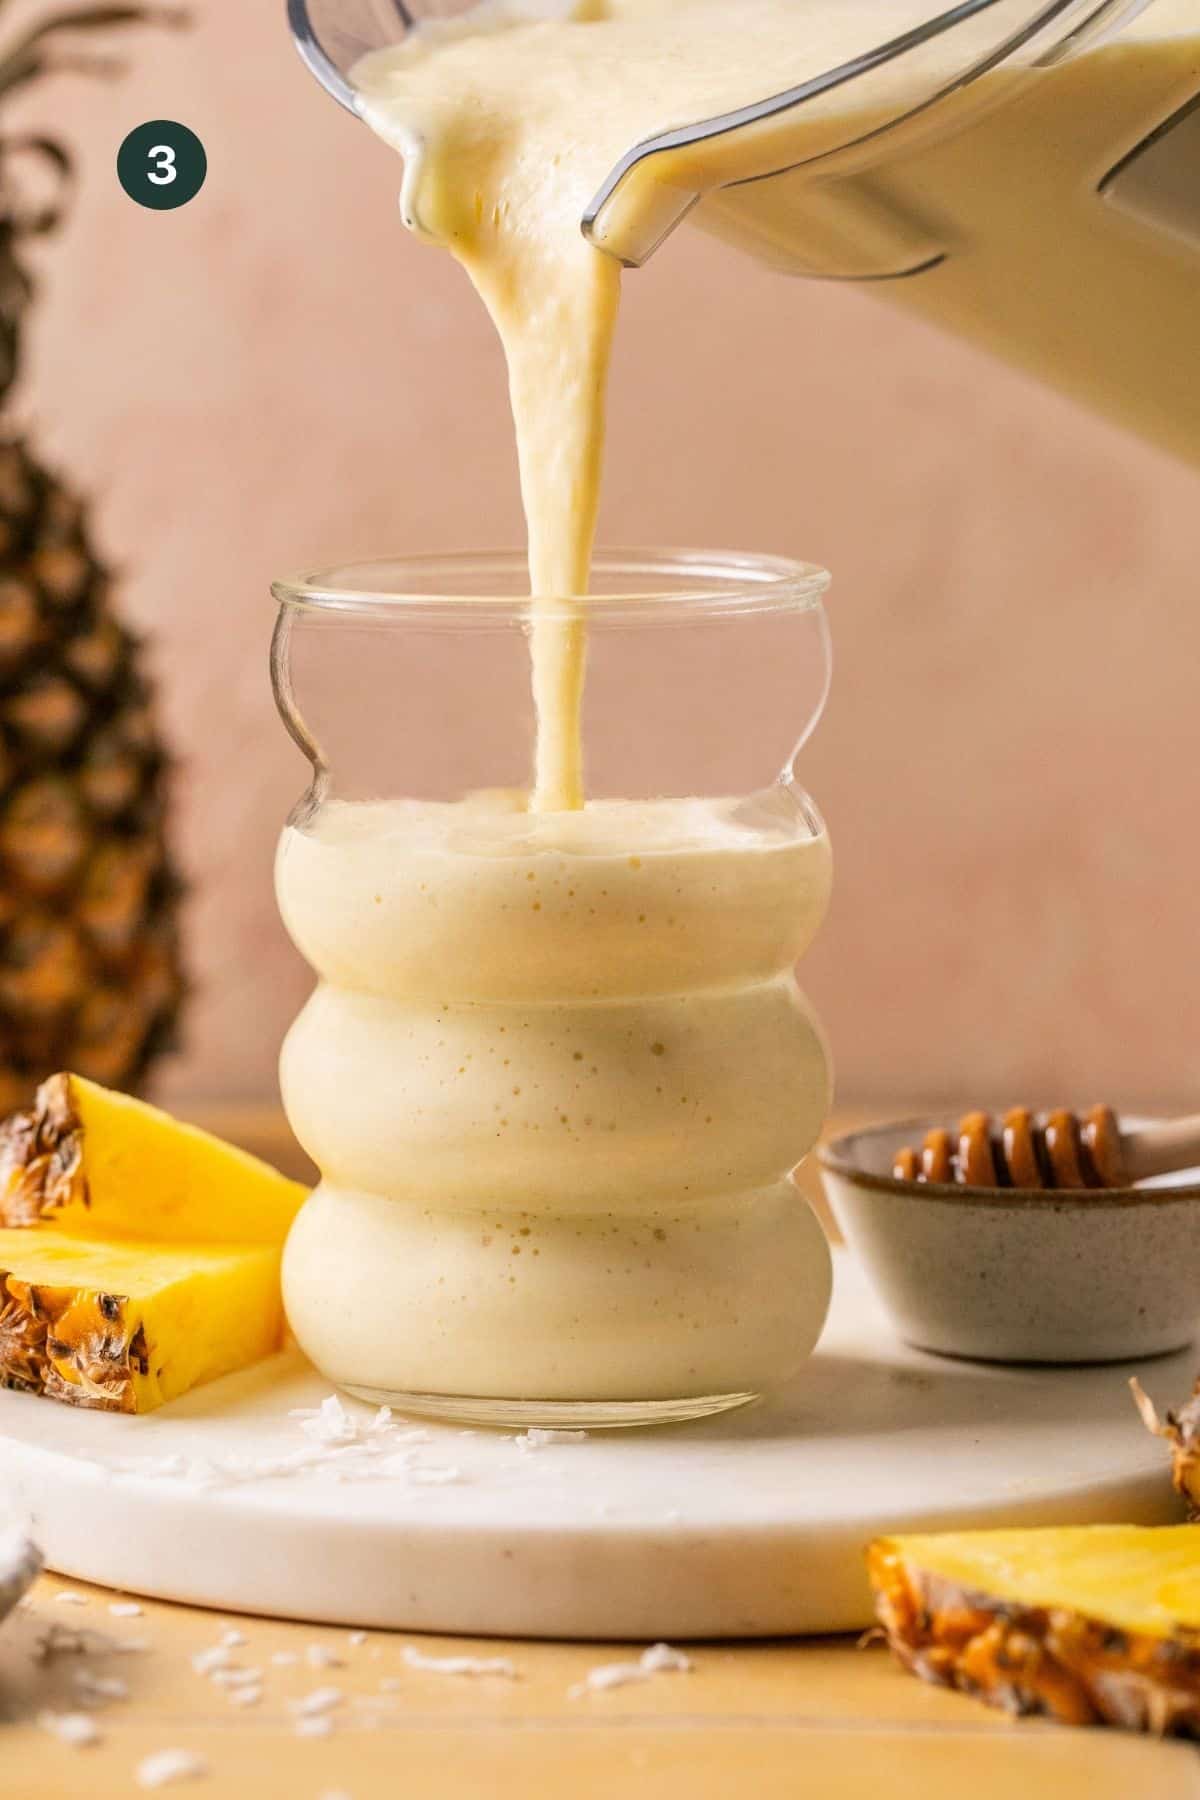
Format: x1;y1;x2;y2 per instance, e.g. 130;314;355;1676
870;1525;1200;1736
0;1073;307;1412
0;1072;307;1243
0;1228;283;1413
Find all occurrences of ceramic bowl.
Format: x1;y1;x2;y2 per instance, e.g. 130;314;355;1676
819;1116;1200;1365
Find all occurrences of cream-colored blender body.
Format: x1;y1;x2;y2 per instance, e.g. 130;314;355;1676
291;0;1200;461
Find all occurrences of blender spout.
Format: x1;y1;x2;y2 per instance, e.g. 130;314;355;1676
288;0;1178;278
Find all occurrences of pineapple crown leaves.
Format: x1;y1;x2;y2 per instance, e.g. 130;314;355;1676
0;7;188;106
0;4;189;401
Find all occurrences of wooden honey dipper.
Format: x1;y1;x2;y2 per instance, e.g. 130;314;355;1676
893;1107;1200;1190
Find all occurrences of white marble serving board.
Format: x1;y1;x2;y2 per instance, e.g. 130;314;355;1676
0;1255;1187;1639
0;1526;40;1629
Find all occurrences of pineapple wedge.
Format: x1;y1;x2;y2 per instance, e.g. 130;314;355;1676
0;1073;306;1244
870;1526;1200;1735
0;1227;283;1413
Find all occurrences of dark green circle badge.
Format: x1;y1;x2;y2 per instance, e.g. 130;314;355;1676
118;121;207;210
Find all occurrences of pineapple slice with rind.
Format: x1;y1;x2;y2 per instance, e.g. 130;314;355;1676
870;1526;1200;1735
0;1073;306;1244
0;1227;283;1412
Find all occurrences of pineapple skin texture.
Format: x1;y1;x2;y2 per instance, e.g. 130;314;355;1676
0;1072;307;1243
0;1229;283;1412
870;1527;1200;1736
0;441;185;1112
0;1074;305;1411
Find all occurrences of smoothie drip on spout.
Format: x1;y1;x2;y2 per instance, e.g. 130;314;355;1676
355;5;635;812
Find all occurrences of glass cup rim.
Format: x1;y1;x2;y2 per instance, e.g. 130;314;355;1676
271;548;831;626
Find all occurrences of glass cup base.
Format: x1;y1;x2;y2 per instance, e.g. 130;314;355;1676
339;1384;759;1430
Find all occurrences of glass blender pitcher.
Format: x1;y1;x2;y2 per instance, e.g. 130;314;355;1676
289;0;1200;463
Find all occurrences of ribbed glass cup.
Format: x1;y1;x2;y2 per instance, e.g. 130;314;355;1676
271;550;835;1427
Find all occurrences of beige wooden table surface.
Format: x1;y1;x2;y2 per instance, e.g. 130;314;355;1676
2;1108;1197;1800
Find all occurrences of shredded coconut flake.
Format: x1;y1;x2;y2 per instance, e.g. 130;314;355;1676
210;1667;262;1689
307;1644;345;1669
36;1624;149;1662
73;1670;129;1704
54;1590;88;1606
127;1453;189;1478
135;1748;209;1788
568;1642;692;1698
101;1397;454;1491
401;1647;518;1679
514;1427;589;1452
290;1686;344;1718
348;1631;367;1647
190;1644;233;1677
38;1710;100;1747
299;1395;358;1445
104;1417;454;1489
109;1601;144;1618
229;1686;263;1708
219;1627;246;1648
271;1651;299;1667
375;1451;418;1477
295;1715;334;1738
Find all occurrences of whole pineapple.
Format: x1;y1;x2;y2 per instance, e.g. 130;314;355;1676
0;5;185;1116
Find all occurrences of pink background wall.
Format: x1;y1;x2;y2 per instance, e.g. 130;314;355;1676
18;6;1200;1110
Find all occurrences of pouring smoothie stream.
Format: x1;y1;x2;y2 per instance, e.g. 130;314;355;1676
277;3;856;1411
348;0;1199;809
